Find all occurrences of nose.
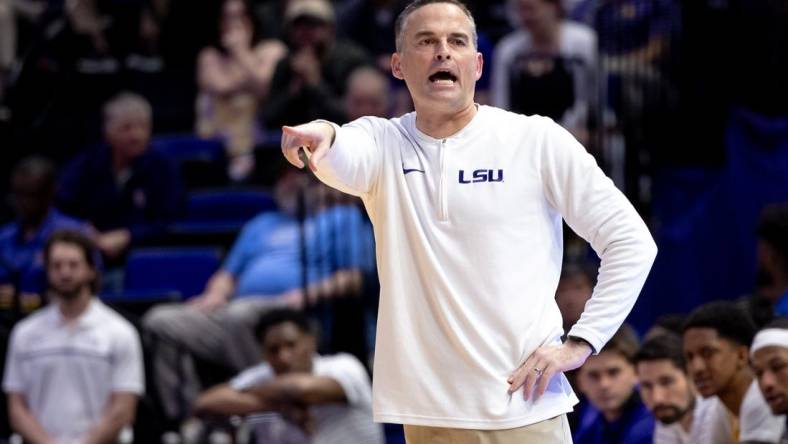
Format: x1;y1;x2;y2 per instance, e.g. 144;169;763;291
760;370;776;391
651;386;667;403
686;355;705;374
435;39;451;61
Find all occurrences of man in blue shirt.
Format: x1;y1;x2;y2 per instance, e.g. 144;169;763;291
55;92;184;262
0;156;89;312
143;169;375;423
575;324;655;444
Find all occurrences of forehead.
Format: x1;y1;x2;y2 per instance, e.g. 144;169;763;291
753;346;788;365
263;322;306;346
403;3;473;37
683;327;724;347
583;351;632;371
49;242;87;262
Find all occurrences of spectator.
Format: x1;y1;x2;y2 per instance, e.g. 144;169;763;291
193;308;384;443
555;262;595;335
3;230;144;444
682;301;786;443
644;313;686;341
756;204;788;316
750;317;788;444
56;92;184;262
262;0;370;128
575;324;654;444
492;0;596;144
634;333;716;444
343;66;392;121
143;169;375;423
0;156;89;311
196;0;287;182
337;0;401;72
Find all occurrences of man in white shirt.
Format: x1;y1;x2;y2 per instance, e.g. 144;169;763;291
634;332;712;444
683;301;785;443
280;0;657;441
3;229;144;444
750;318;788;443
193;308;383;444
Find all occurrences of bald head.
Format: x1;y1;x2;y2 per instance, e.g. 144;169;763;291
344;66;391;120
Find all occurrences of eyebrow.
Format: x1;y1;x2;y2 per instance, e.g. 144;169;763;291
412;31;470;41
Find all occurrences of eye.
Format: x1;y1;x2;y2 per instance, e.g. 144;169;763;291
451;38;467;46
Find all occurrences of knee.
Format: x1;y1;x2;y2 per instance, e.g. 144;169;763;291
142;304;181;334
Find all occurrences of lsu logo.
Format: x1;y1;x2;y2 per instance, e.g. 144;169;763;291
458;169;504;184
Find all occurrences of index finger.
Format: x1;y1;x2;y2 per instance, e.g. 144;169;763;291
281;126;307;168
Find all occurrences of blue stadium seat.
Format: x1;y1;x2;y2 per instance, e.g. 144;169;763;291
151;134;225;163
123;247;222;300
173;189;277;233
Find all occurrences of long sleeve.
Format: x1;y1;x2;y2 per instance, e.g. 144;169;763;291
540;119;657;352
313;117;384;197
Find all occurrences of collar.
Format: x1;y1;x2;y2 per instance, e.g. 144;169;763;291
408;104;486;144
50;298;102;329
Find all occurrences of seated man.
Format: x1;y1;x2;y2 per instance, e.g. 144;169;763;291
143;169;375;422
56;92;184;262
682;301;786;443
575;324;654;444
194;308;384;444
634;333;718;444
0;156;89;311
750;317;788;443
3;230;144;444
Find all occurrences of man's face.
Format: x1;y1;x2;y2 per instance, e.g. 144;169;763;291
683;328;746;398
636;359;695;424
288;16;333;52
555;272;592;327
515;0;559;31
578;351;638;415
391;3;482;113
105;113;151;161
11;173;52;225
752;346;788;415
47;242;95;300
261;321;315;375
345;75;389;120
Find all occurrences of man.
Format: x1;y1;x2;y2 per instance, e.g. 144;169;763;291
143;169;375;423
344;66;392;121
280;0;657;441
0;156;88;311
56;92;184;261
750;317;788;443
634;333;712;444
574;324;653;443
3;230;144;444
682;301;785;443
263;0;370;128
194;308;384;443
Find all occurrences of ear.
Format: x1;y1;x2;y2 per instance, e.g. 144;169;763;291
391;52;404;80
474;51;483;81
737;344;750;368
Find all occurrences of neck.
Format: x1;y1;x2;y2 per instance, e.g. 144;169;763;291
718;370;753;415
112;150;131;173
20;212;49;240
57;290;92;321
602;407;623;423
414;101;477;139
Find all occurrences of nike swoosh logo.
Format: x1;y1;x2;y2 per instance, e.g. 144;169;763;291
403;168;425;175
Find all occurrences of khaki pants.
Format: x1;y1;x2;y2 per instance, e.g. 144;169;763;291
404;415;572;444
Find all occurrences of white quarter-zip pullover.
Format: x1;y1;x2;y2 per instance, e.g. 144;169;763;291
314;105;657;429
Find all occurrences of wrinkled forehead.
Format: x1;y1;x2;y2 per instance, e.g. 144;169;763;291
399;3;476;46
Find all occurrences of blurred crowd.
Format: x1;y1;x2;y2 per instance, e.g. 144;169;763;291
0;0;787;443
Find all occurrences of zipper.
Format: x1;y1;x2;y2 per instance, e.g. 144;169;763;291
438;139;448;221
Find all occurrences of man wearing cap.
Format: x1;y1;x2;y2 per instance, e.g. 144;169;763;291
263;0;370;129
751;318;788;443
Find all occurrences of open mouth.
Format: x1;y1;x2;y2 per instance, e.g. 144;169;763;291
429;70;457;84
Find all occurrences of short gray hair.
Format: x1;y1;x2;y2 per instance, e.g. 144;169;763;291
103;92;152;127
394;0;478;52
